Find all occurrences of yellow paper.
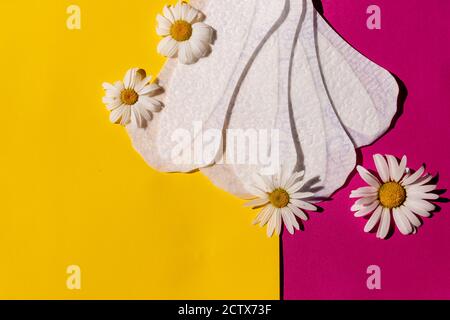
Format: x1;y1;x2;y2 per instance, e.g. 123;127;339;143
0;0;279;299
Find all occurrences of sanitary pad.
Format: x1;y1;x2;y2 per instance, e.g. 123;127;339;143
201;0;398;198
129;0;399;199
128;0;288;172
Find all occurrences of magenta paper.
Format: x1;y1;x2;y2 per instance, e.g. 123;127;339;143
283;0;450;300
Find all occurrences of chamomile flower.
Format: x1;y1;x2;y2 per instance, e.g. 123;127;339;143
102;68;163;128
351;154;438;239
156;1;213;65
245;170;317;237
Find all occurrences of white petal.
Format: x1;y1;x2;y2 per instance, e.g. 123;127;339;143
397;155;408;181
191;22;213;43
290;192;314;199
259;206;274;227
188;38;209;60
244;198;269;208
162;5;175;23
103;97;122;111
180;2;189;21
406;184;437;193
398;206;421;228
266;210;278;237
357;195;379;205
415;175;433;186
350;186;378;198
102;82;120;94
393;208;413;235
374;154;390;182
157;36;179;58
135;104;152;122
402;166;425;186
351;196;378;211
113;81;124;94
134;75;152;93
377;207;391;239
252;206;267;225
101;95;114;103
156;14;172;36
284;171;304;191
253;206;271;226
384;155;400;182
281;208;294;235
119;106;131;126
404;199;434;217
157;27;171;37
184;6;200;23
132;107;145;128
364;205;383;233
266;212;276;237
253;212;263;225
178;41;196;65
123;68;139;89
286;208;300;230
354;200;379;217
275;209;282;236
172;2;182;20
275;170;283;187
139;96;163;112
109;106;124;124
288;203;308;221
357;166;381;187
290;199;317;211
287;180;304;194
408;192;439;200
350;192;378;199
138;83;160;96
104;91;119;100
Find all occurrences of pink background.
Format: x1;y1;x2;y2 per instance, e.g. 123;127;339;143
283;0;450;299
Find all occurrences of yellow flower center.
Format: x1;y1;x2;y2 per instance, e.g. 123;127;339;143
269;188;290;208
120;88;139;105
170;20;193;42
378;182;406;209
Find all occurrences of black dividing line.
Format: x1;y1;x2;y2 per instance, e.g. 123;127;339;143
279;236;285;300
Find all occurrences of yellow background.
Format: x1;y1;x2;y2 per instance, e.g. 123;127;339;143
0;0;279;299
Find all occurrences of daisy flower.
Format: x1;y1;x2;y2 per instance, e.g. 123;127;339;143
351;154;438;239
156;1;213;65
244;170;318;237
102;68;163;128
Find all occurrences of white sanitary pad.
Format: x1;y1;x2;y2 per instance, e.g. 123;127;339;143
129;0;399;199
